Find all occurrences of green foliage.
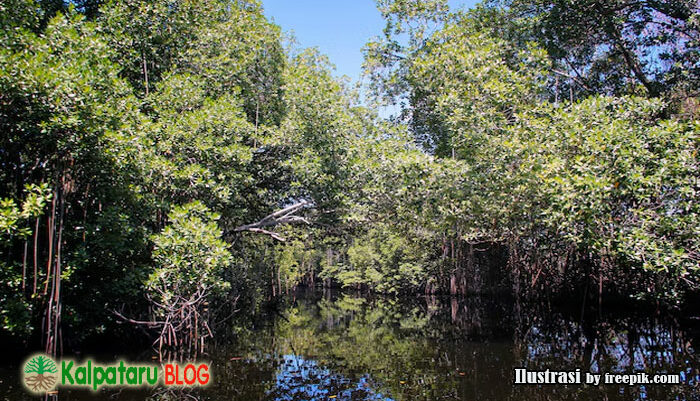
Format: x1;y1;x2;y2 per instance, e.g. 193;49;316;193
362;1;700;299
0;9;149;339
0;0;698;349
279;48;366;217
0;262;32;336
273;235;317;291
148;202;232;308
498;0;700;99
98;0;224;96
176;1;285;124
340;225;428;294
0;183;51;240
411;20;550;157
534;97;699;292
0;0;40;41
139;91;257;210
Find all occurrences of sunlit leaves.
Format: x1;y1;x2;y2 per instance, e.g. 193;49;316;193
0;183;52;240
148;201;232;307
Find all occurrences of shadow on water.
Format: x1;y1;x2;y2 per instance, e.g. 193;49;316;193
1;289;699;400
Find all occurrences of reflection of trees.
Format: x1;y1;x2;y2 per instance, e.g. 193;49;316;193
313;295;461;400
201;292;699;400
511;299;700;400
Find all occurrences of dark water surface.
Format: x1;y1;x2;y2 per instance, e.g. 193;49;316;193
2;290;699;400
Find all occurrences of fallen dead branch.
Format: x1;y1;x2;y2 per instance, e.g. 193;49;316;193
228;200;310;242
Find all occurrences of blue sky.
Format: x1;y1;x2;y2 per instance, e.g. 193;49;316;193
262;0;479;84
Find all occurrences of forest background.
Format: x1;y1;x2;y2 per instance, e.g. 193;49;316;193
0;0;698;354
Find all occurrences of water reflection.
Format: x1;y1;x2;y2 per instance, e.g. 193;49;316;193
0;291;698;400
271;354;392;400
206;291;699;401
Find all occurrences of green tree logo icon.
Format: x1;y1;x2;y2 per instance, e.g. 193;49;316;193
22;354;58;393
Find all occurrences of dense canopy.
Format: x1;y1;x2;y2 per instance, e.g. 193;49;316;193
0;0;698;353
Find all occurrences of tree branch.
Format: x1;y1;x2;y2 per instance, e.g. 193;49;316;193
112;309;164;327
227;200;311;242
